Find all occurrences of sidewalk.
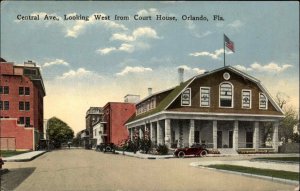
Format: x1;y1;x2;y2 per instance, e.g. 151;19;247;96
2;151;46;162
115;150;174;159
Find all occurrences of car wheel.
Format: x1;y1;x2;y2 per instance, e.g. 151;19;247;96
178;151;185;158
106;146;111;152
200;150;208;157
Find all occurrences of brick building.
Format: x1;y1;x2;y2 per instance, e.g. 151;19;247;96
100;102;136;145
126;66;284;153
0;58;45;150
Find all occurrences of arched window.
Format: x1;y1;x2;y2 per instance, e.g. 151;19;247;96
219;82;233;107
259;93;268;109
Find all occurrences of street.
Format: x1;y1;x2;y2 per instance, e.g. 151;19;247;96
1;149;297;191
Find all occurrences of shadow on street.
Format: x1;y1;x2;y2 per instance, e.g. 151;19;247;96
1;167;36;191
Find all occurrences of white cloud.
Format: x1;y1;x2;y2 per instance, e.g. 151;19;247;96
189;48;232;60
233;65;253;72
96;47;117;55
116;66;153;76
43;59;69;68
177;65;206;74
65;13;128;38
98;27;159;55
228;20;244;29
234;62;293;73
96;43;135;55
137;8;160;16
118;43;135;53
110;27;159;42
58;68;102;79
195;31;212;38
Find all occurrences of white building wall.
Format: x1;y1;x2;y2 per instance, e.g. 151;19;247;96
93;123;102;145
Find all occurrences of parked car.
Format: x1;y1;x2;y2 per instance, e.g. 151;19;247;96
96;143;115;153
174;143;208;158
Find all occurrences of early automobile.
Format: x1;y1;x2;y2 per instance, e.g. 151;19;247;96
96;143;115;153
174;143;208;158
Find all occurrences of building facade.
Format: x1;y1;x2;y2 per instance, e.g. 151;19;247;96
0;59;45;150
85;107;103;146
100;102;136;145
126;66;284;152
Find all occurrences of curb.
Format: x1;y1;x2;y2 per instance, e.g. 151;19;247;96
250;159;299;164
114;151;173;160
194;165;299;186
3;151;47;162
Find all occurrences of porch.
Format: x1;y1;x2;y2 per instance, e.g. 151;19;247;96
127;113;280;152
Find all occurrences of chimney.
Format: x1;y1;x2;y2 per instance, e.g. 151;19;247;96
148;88;152;96
178;67;184;84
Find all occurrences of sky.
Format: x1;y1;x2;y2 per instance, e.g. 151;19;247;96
1;1;299;134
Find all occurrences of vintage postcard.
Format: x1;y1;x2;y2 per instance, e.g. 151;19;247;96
0;1;299;191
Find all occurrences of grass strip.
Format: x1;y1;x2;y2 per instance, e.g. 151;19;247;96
1;150;30;157
254;157;299;163
207;164;299;181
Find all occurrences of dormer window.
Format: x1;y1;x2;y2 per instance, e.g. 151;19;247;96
181;88;191;106
242;90;251;109
200;87;210;107
259;93;268;109
219;82;233;108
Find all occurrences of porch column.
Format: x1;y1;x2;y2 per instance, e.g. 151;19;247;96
139;126;143;139
233;120;239;150
189;120;195;147
157;121;163;145
165;119;171;148
213;120;217;149
272;121;279;152
150;122;153;141
253;121;259;151
130;128;133;140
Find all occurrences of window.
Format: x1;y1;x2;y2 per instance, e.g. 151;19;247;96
0;86;9;94
25;117;30;126
19;117;25;124
4;101;9;110
19;87;24;95
242;90;251;109
19;102;25;110
259;93;268;109
0;101;2;110
4;86;9;94
181;88;191;106
25;87;30;95
200;87;210;107
219;82;233;107
25;102;30;111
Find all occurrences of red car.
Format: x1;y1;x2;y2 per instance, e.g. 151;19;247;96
174;144;208;158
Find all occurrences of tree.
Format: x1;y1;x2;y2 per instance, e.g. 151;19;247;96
275;92;299;143
47;117;74;148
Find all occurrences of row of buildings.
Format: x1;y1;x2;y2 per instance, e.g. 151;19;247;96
80;66;283;152
0;58;45;151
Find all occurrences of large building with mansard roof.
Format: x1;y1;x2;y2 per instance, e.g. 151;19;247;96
125;66;284;153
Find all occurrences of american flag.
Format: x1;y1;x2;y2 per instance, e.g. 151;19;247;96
224;34;235;52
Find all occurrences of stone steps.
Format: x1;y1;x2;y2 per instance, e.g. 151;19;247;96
218;148;239;155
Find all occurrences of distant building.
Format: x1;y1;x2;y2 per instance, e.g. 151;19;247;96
126;66;284;152
85;107;103;146
124;94;140;103
0;59;45;150
101;102;136;145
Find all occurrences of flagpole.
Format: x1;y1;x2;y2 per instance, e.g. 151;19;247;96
223;34;225;67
